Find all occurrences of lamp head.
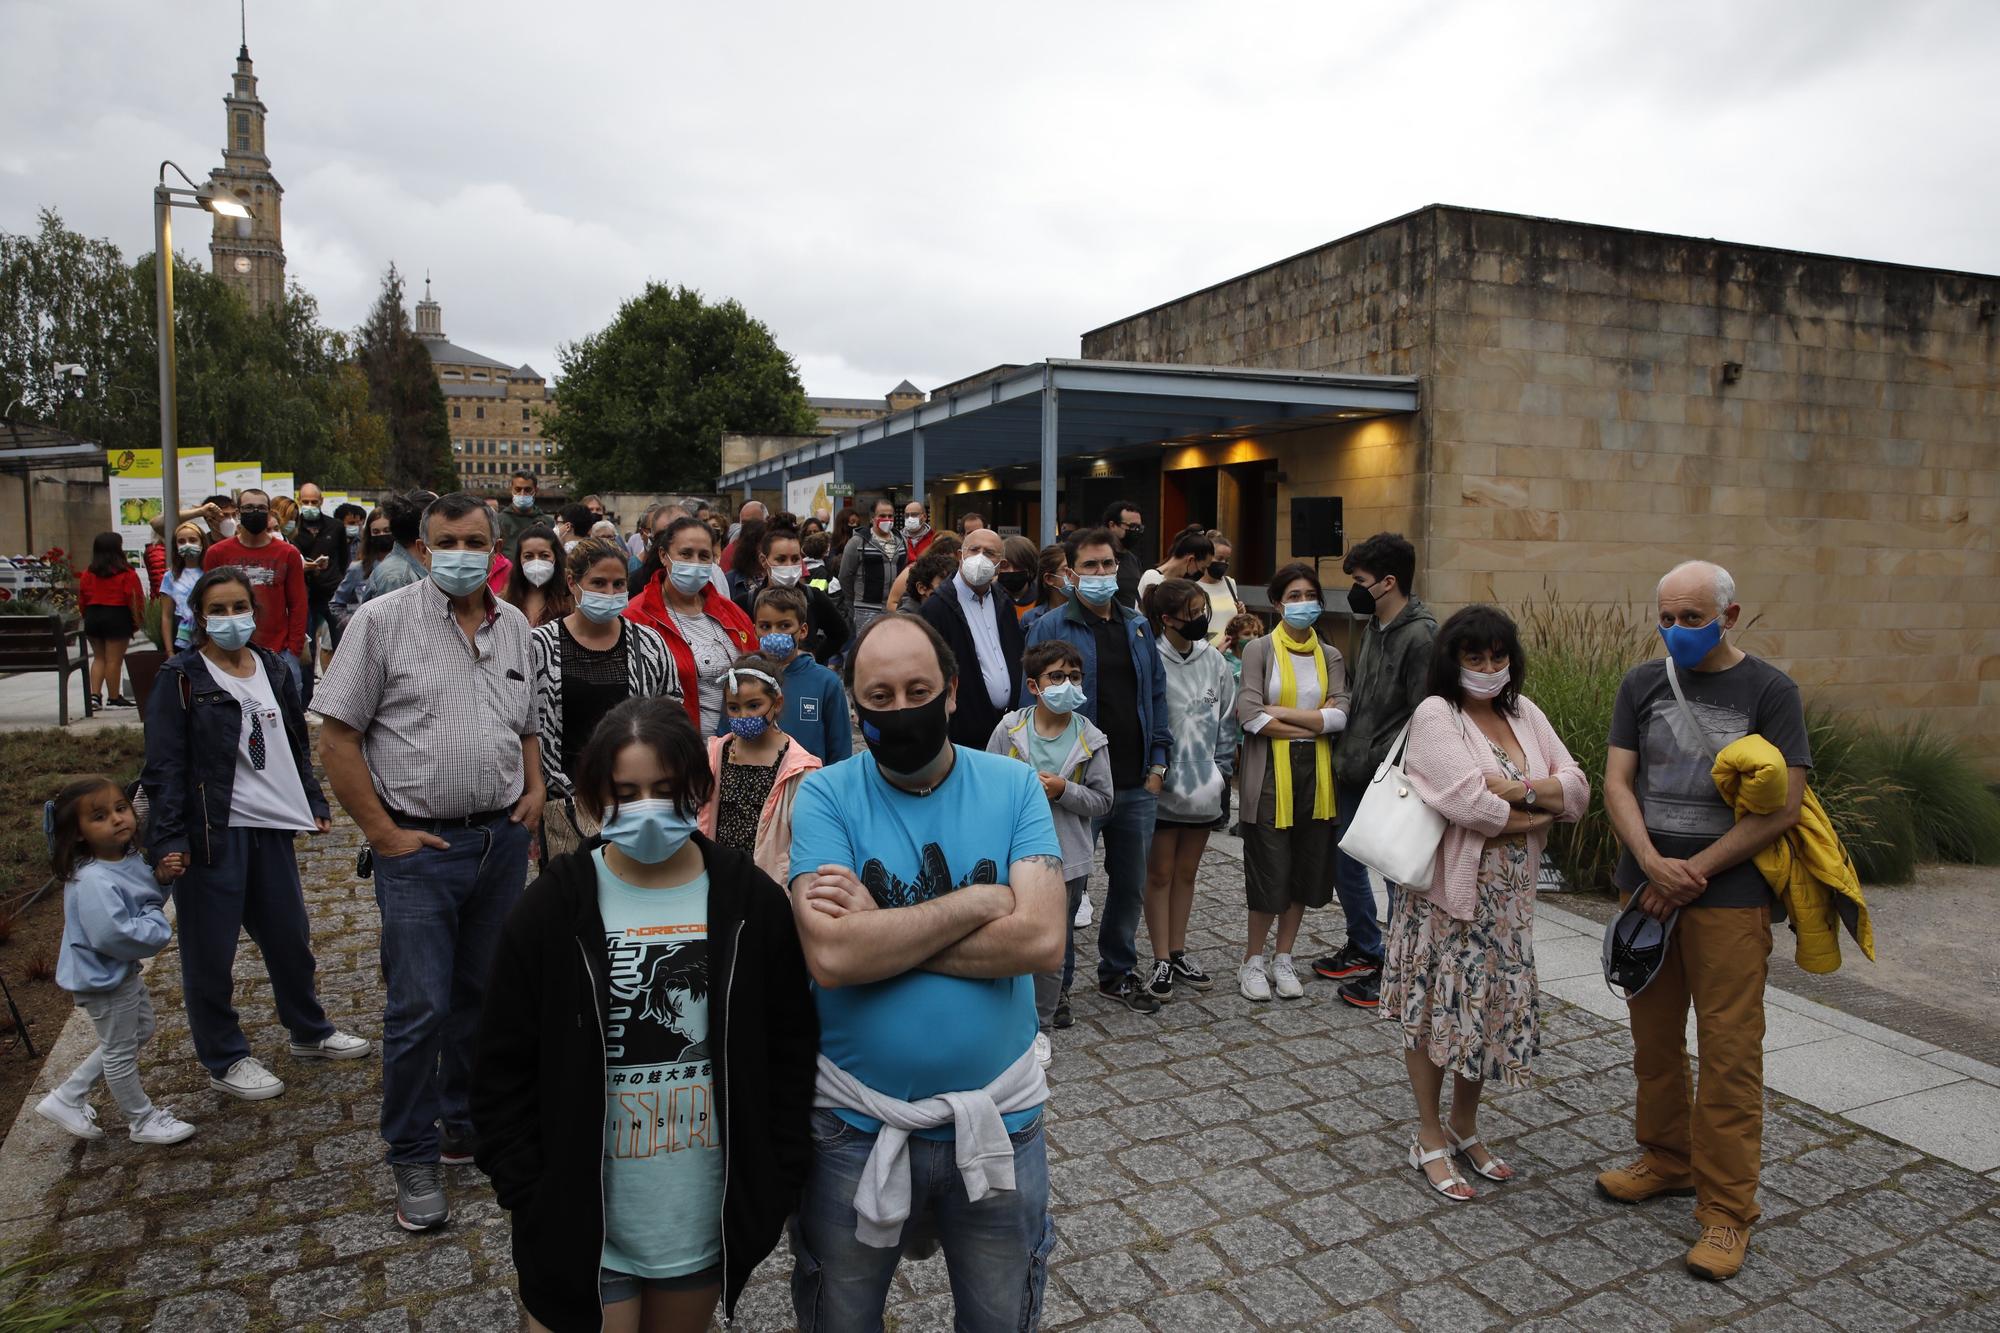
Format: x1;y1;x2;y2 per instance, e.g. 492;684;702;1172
196;184;251;219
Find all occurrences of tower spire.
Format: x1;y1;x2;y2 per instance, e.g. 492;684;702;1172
240;0;248;56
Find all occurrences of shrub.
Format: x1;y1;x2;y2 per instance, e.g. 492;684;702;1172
1804;706;1915;885
1519;590;1651;894
1864;723;2000;867
23;952;52;983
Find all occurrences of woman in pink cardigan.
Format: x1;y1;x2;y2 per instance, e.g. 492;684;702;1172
1383;605;1589;1201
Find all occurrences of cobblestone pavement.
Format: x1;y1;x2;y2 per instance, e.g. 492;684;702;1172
21;816;2000;1330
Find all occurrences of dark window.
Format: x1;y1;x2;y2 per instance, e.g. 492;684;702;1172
521;406;529;420
475;406;484;420
451;405;460;418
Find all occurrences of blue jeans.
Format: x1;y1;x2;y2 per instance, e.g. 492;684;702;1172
1331;781;1384;960
176;827;334;1076
371;817;530;1164
1092;786;1157;983
790;1109;1054;1332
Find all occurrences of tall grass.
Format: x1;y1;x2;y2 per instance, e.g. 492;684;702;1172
1519;589;1651;895
0;1252;124;1332
1516;589;1998;892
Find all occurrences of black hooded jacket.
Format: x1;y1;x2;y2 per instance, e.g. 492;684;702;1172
472;835;818;1330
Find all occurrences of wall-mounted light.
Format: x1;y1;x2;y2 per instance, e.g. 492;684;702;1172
1720;361;1744;385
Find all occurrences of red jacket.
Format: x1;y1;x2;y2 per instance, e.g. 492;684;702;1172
622;575;757;729
202;536;307;656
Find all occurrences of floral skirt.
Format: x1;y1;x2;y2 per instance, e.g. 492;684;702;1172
1380;835;1540;1088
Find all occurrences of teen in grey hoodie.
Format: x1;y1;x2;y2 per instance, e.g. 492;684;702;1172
1143;578;1238;1004
988;639;1114;1058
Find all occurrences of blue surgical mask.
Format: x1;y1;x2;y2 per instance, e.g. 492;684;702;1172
1040;680;1087;714
429;548;490;597
512;494;535;511
579;590;626;623
1076;574;1119;606
728;714;770;739
600;798;697;864
1661;618;1724;670
1281;601;1322;630
759;632;796;659
206;612;256;651
668;561;710;596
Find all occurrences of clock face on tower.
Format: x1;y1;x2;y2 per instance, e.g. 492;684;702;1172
233;257;252;274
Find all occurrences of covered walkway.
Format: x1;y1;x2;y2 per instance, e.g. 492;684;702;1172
718;360;1420;545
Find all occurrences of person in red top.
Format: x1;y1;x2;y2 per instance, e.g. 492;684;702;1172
202;487;307;690
622;514;755;734
902;498;938;562
78;531;147;708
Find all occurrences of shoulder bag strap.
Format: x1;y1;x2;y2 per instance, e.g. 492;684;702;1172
1664;658;1721;762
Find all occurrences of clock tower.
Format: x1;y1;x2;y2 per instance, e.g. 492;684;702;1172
208;32;285;312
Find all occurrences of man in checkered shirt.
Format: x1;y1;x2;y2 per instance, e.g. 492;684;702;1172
315;492;545;1235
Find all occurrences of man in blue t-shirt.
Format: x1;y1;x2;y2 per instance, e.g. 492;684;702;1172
787;613;1065;1333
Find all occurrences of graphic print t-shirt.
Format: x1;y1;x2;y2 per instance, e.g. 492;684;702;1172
1608;655;1811;909
209;657;316;831
788;747;1061;1138
595;849;722;1279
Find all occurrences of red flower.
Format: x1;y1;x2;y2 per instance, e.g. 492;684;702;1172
43;548;63;561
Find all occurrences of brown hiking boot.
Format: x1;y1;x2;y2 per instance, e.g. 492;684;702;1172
1595;1158;1696;1204
1686;1224;1749;1280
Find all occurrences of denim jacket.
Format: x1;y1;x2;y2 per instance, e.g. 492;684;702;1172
140;644;329;867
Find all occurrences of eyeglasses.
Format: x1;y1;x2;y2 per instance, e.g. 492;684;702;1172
1038;670;1085;685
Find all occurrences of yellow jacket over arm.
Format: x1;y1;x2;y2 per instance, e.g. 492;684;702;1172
1711;735;1875;974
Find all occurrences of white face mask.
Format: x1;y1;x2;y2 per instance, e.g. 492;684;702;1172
960;552;997;588
1459;665;1509;700
768;564;804;587
522;559;556;588
904;515;922;533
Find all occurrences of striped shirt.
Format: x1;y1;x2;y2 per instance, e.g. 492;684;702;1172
313;575;535;819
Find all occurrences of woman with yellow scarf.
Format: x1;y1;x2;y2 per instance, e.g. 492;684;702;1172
1233;564;1348;1002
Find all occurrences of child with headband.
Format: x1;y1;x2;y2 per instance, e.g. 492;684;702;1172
697;654;822;884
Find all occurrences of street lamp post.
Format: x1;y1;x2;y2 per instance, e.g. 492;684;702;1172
153;161;249;536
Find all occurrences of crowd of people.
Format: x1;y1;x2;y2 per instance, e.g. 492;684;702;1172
37;466;1808;1328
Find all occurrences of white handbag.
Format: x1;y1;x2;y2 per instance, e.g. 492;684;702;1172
1336;718;1447;887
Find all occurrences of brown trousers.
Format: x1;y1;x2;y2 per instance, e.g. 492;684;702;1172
1624;902;1773;1229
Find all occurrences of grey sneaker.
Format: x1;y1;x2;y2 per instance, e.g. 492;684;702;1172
440;1128;476;1166
392;1163;450;1231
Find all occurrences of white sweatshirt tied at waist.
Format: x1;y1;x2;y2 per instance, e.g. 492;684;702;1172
813;1044;1049;1249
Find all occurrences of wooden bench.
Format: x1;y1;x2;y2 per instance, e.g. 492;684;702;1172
0;612;93;724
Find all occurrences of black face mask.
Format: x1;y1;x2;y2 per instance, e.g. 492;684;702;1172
1347;580;1380;616
1123;523;1145;539
855;692;952;779
367;534;395;556
997;569;1033;596
1176;614;1211;642
1206;561;1228;581
238;510;271;536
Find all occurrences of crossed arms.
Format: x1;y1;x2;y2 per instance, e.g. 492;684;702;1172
788;854;1067;989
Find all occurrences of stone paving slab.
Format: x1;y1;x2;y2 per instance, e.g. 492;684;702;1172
9;814;2000;1330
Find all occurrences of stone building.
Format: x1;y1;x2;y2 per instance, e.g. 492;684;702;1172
208;39;285;312
1080;204;2000;754
414;280;562;497
807;380;926;434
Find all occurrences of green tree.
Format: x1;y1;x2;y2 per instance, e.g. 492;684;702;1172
0;209;393;492
355;264;455;491
542;282;815;494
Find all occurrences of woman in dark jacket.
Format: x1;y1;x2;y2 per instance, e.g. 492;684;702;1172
140;566;372;1102
473;696;817;1333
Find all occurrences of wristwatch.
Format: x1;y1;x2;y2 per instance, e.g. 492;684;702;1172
1521;784;1539;807
1148;764;1169;779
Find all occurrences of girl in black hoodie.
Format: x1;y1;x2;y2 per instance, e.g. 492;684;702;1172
473;696;818;1332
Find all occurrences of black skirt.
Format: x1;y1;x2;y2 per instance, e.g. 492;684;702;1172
83;605;135;641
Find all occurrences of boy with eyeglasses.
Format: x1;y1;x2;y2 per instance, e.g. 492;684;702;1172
987;639;1113;1062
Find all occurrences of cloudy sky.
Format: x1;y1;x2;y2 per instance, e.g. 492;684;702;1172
6;1;1995;398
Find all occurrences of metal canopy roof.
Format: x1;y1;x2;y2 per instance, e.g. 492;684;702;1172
719;360;1419;502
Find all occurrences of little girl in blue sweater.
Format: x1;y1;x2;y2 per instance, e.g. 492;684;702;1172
35;776;196;1145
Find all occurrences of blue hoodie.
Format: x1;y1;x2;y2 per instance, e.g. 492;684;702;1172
57;854;171;994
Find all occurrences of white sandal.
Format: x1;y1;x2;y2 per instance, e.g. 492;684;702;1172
1447;1129;1514;1182
1408;1140;1474;1200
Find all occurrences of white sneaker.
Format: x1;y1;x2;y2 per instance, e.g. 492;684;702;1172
1033;1032;1053;1070
1272;954;1305;999
35;1092;103;1141
289;1031;373;1061
211;1057;285;1101
1239;958;1272;1002
1073;895;1094;928
129;1106;197;1145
